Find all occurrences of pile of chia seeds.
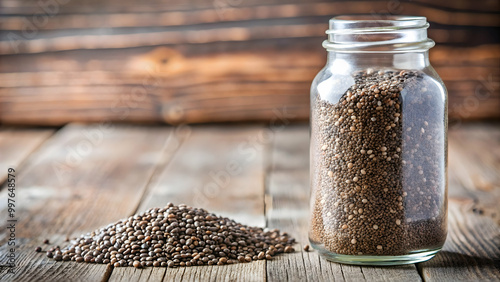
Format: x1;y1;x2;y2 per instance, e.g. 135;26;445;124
45;203;295;268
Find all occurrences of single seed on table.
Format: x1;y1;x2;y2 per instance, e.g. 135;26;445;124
35;247;42;252
303;245;310;252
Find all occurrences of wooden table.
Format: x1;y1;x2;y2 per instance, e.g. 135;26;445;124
0;123;499;281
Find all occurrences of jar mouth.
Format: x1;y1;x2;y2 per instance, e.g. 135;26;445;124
323;15;435;53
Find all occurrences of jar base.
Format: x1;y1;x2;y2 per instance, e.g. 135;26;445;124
311;243;441;266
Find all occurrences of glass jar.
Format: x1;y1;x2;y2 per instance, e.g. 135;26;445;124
309;15;447;265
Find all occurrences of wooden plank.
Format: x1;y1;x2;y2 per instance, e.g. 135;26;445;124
265;125;422;281
1;24;498;56
417;123;500;281
108;126;267;282
0;124;179;281
1;45;497;74
0;128;54;184
0;46;498;126
1;0;498;15
1;8;499;34
0;1;498;29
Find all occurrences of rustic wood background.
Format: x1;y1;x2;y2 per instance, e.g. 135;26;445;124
0;0;499;126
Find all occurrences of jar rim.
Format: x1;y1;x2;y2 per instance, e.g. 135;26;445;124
331;15;426;23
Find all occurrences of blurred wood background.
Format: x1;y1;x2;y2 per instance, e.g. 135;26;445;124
0;0;499;126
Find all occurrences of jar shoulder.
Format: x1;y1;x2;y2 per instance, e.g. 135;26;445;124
311;65;447;105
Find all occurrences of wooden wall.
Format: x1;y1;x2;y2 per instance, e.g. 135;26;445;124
0;0;499;125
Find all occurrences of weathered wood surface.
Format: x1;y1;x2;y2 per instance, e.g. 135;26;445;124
0;0;499;125
0;128;54;184
265;126;423;282
418;123;500;281
109;126;268;282
0;123;499;281
0;124;178;281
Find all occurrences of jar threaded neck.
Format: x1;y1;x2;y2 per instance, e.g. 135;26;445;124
323;15;435;53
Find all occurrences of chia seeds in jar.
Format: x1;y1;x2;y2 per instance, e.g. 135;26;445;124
309;16;447;265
